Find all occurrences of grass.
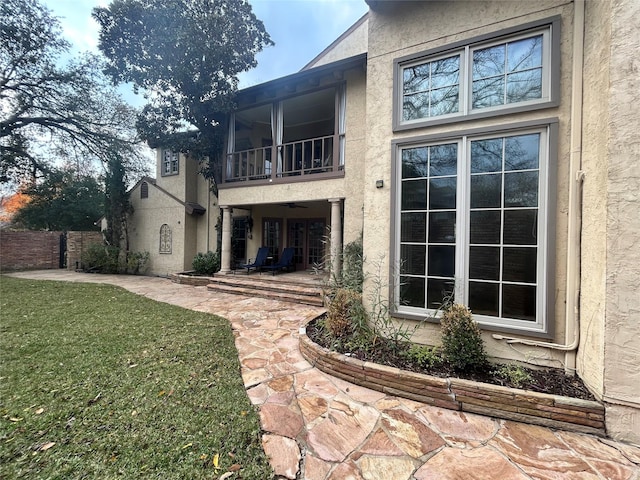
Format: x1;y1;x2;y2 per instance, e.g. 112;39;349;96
0;276;273;479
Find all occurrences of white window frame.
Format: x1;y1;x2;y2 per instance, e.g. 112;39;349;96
394;126;552;334
394;18;559;131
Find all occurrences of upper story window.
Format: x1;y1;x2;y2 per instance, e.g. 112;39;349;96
162;150;179;176
395;18;558;131
140;181;148;199
402;53;461;121
471;33;543;109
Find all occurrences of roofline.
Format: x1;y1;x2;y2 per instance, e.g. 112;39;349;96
236;53;367;98
300;12;370;71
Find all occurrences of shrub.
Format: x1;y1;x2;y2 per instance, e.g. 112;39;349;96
326;288;368;338
192;251;220;275
81;243;120;273
126;251;150;275
405;344;443;369
493;363;533;388
342;238;364;293
440;303;487;371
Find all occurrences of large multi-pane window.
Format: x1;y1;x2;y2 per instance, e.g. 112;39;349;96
396;128;550;332
396;22;555;129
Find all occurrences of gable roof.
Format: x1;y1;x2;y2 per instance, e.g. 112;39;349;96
301;12;369;70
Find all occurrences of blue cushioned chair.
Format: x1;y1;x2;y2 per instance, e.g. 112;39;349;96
239;246;269;274
261;247;295;275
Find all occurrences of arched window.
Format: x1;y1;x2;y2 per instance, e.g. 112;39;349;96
159;224;172;254
141;181;148;199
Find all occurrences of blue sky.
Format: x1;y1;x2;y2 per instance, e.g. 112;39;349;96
44;0;369;94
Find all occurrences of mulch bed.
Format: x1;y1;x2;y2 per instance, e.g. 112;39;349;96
305;317;595;401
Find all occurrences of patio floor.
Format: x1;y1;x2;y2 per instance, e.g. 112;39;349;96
7;270;640;480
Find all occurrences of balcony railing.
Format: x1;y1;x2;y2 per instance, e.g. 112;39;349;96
224;134;340;183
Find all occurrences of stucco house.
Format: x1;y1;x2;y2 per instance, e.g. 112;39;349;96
126;0;639;444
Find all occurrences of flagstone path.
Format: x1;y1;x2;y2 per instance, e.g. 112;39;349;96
8;270;640;480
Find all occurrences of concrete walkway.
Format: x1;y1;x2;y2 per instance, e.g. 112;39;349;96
7;270;640;480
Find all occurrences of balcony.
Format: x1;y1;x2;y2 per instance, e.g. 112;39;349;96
221;85;345;187
225;134;341;183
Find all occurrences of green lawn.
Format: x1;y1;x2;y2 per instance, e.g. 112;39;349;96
0;276;273;479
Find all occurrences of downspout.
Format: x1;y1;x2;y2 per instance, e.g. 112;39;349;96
493;0;586;375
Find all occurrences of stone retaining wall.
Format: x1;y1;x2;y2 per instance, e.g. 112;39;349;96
299;333;606;436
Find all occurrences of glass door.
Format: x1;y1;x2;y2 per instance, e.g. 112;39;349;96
287;219;326;270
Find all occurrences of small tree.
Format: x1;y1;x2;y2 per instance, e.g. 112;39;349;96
103;154;131;249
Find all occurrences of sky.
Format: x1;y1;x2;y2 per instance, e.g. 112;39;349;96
43;0;370;98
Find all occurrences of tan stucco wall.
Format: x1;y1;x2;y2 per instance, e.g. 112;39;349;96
580;0;640;444
305;15;368;69
579;0;610;406
602;0;639;444
362;1;575;368
128;181;187;276
194;173;219;256
129;152;219;276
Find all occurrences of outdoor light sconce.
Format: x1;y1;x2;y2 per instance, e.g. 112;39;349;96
375;179;384;189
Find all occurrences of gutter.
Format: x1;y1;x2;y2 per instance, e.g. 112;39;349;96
493;0;586;375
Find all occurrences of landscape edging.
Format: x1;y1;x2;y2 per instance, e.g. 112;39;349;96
299;331;606;436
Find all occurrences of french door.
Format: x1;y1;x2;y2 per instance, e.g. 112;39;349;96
288;219;326;270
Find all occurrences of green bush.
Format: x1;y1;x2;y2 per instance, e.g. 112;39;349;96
81;243;120;273
81;244;150;275
440;303;487;371
493;363;533;388
405;344;443;369
126;251;150;275
342;238;364;293
192;251;220;275
326;288;368;338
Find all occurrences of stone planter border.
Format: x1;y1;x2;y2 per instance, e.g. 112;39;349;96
299;331;606;436
169;271;213;286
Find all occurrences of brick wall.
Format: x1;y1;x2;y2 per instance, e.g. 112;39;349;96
0;231;63;271
66;231;103;270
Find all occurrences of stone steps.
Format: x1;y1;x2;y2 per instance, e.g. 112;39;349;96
207;274;324;307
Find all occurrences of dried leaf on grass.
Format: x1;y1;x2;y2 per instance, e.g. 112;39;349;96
34;442;55;452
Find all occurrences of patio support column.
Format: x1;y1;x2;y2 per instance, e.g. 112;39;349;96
329;198;343;280
220;206;232;274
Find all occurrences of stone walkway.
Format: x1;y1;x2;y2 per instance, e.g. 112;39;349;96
7;271;640;480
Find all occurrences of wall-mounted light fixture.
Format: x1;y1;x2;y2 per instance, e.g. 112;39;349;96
375;179;384;189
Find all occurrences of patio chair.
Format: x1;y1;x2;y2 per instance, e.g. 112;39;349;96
261;247;295;275
239;246;269;274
